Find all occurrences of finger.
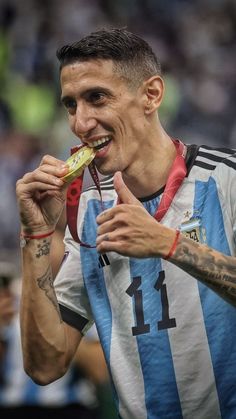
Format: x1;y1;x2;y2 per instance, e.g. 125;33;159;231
38;155;69;179
96;233;110;246
96;207;115;225
96;227;126;247
96;237;125;255
21;170;64;188
40;154;68;169
96;234;118;254
97;219;116;236
16;182;62;201
113;171;141;205
40;163;68;178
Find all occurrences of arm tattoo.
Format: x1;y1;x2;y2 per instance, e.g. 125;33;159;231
35;239;50;258
172;235;236;306
37;266;62;321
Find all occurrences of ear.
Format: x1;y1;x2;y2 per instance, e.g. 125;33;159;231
143;75;165;115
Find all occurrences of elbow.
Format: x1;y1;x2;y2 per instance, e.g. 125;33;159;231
21;332;73;385
23;360;68;386
25;370;60;386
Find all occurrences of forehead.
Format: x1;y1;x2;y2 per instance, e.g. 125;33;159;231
60;59;124;93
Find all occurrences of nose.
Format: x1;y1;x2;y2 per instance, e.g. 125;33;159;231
72;104;97;138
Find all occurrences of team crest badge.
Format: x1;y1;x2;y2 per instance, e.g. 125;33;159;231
179;213;207;244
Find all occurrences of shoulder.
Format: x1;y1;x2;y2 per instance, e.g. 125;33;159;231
194;144;236;171
186;143;236;181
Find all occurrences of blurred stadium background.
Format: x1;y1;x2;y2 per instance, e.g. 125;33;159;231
0;0;235;267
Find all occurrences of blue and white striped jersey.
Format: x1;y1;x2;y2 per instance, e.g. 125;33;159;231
55;144;236;419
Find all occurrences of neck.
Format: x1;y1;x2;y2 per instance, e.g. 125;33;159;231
123;134;177;198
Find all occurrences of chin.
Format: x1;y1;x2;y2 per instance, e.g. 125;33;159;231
97;167;116;177
95;162;117;177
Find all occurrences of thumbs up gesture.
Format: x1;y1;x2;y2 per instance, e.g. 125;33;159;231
96;172;175;258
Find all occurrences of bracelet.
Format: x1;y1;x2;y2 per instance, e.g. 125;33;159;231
20;230;55;248
164;230;180;260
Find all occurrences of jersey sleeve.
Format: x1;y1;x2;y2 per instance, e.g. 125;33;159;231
54;225;94;335
84;323;99;341
214;152;236;250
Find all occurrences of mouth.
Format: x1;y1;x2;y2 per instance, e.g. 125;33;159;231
88;136;112;151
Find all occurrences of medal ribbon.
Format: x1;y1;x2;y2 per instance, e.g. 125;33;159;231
154;139;187;222
66;145;103;248
66;139;187;248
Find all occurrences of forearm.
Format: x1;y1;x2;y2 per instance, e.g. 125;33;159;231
169;233;236;306
20;236;69;384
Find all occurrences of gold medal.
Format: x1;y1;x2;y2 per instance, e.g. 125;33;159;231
62;146;96;183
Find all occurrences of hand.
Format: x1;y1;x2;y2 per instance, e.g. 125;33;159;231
96;172;174;258
16;155;69;234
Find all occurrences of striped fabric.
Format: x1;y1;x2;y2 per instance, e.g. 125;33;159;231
55;144;236;419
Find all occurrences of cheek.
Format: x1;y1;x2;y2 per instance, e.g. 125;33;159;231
116;112;134;137
68;116;76;134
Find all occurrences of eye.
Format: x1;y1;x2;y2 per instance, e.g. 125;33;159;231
87;91;106;105
62;98;77;114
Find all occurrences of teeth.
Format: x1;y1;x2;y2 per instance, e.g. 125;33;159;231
89;136;110;148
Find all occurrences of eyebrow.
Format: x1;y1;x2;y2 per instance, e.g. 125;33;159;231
61;86;113;104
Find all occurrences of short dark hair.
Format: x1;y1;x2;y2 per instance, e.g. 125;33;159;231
56;27;162;88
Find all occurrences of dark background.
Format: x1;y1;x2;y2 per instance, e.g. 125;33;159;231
0;0;235;266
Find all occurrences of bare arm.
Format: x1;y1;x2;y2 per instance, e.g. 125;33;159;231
16;155;82;385
20;238;82;385
170;234;236;306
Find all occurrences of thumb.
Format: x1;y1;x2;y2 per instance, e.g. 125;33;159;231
113;171;141;205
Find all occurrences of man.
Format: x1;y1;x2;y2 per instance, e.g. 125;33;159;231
16;28;236;419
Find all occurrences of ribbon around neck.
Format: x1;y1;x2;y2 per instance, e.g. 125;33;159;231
154;139;187;222
66;139;187;248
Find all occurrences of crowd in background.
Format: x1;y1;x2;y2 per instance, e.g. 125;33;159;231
0;0;235;416
0;0;235;266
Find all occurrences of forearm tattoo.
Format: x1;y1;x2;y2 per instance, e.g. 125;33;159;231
173;236;236;306
35;239;50;258
37;266;62;321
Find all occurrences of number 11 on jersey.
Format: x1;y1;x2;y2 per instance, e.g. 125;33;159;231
126;271;176;336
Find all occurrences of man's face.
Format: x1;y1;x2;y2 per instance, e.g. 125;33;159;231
60;59;147;176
